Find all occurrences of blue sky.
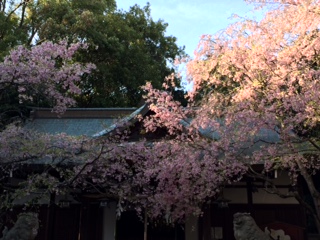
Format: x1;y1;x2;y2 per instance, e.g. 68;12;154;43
117;0;261;56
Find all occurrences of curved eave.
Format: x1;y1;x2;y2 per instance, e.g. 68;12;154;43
92;104;149;138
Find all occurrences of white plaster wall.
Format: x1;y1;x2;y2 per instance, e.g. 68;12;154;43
102;202;117;240
223;170;297;204
252;188;298;204
224;188;248;204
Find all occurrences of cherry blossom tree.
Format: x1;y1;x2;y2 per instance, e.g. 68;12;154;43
0;40;96;227
0;40;216;231
0;123;242;227
143;0;320;233
0;40;95;126
0;38;240;225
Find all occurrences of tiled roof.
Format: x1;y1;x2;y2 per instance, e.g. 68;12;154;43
24;106;148;137
24;118;116;136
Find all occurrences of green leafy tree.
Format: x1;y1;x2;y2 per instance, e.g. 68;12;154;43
34;1;186;107
0;0;30;59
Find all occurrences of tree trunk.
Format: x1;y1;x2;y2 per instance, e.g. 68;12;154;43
296;159;320;233
144;211;148;240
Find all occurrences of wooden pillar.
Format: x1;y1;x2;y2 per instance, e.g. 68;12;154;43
246;178;253;210
185;215;199;240
45;193;56;240
199;204;211;240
